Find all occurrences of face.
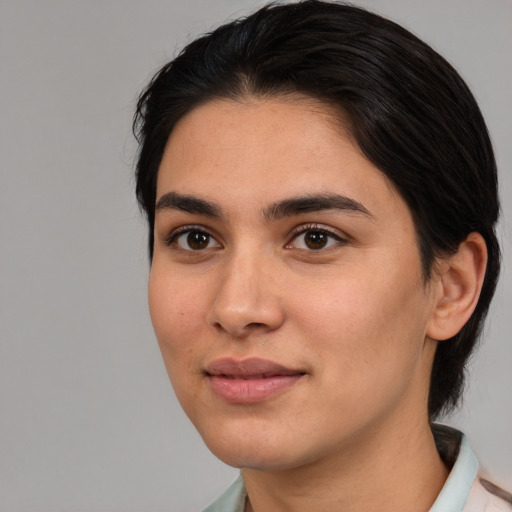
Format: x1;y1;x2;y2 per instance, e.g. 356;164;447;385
149;97;440;471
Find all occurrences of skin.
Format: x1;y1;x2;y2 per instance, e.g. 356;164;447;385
149;97;486;512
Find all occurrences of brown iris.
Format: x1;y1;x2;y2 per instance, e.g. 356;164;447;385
304;231;329;249
187;231;209;250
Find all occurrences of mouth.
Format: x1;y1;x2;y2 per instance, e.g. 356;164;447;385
205;358;306;404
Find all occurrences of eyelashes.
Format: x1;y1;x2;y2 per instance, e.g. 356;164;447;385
286;223;347;251
164;223;347;253
165;225;221;251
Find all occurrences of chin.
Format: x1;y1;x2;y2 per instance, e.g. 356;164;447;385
197;423;315;472
211;445;299;471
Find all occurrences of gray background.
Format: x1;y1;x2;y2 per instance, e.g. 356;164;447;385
1;1;510;511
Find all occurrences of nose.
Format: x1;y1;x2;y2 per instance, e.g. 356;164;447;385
207;248;285;338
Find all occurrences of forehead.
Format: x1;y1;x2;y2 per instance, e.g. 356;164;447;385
156;96;402;214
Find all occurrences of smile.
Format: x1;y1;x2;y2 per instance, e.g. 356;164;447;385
205;358;306;404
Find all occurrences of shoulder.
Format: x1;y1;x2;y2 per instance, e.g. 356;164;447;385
463;477;512;512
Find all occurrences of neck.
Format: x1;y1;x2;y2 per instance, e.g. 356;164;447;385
242;415;449;512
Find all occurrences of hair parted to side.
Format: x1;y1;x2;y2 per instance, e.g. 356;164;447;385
133;0;500;420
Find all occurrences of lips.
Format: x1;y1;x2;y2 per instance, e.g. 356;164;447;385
205;358;305;403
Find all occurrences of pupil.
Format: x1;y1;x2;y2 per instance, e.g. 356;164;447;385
305;231;327;249
187;231;209;250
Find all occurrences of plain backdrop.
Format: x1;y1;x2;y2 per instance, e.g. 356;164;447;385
1;1;510;511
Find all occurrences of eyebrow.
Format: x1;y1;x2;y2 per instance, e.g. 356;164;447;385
154;191;373;221
263;193;373;221
155;191;222;217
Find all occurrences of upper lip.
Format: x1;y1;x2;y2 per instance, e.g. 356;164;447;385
205;358;305;378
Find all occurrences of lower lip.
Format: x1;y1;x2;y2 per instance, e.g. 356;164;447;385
208;374;304;403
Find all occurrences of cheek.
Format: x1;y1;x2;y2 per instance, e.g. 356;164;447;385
147;268;217;421
292;278;431;434
148;269;207;370
288;258;429;382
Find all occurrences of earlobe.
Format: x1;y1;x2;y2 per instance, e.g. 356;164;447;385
427;232;488;341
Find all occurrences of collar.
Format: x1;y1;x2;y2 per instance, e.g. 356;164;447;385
430;424;479;511
203;475;246;512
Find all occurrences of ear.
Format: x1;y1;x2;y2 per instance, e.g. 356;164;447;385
427;232;488;341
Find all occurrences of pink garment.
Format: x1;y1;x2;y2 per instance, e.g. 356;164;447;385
463;478;512;512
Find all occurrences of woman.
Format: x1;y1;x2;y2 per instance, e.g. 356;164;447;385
133;2;510;510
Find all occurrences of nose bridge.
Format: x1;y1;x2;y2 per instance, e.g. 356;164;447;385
208;242;283;336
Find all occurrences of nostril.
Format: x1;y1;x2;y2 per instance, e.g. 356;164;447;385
211;320;273;337
247;322;266;329
213;321;224;331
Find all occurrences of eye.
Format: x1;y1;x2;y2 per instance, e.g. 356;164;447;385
168;228;221;251
287;225;345;250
